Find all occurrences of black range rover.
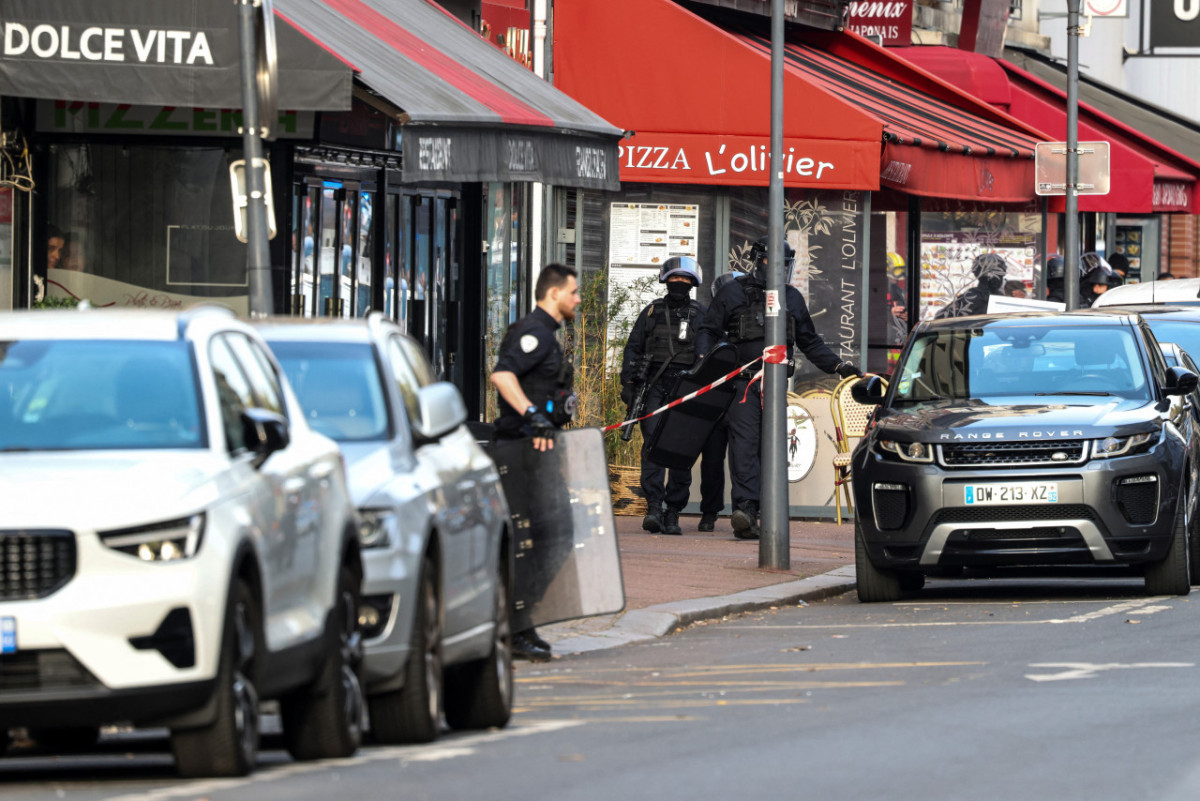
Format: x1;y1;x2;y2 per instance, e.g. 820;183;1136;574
851;311;1200;602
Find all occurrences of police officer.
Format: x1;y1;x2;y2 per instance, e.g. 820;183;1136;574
489;262;580;660
620;256;706;536
1080;252;1115;308
695;237;861;540
1045;254;1067;304
934;252;1007;319
695;270;745;532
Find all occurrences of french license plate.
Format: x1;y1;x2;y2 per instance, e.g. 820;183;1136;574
1;617;15;654
965;482;1058;505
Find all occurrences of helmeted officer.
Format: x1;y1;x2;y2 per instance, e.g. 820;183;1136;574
695;237;861;540
620;256;706;536
1045;254;1067;305
934;252;1008;319
489;262;581;661
1080;252;1115;308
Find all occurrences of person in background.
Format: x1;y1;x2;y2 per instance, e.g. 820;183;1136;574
1080;252;1114;308
1158;271;1177;281
46;225;65;272
1003;280;1027;299
620;256;706;536
934;253;1007;319
1107;252;1129;287
60;233;86;272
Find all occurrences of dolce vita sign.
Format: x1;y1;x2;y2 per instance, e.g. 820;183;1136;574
1;22;216;65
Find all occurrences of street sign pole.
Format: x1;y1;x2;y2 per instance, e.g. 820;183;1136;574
238;0;274;318
761;0;789;570
1064;0;1081;311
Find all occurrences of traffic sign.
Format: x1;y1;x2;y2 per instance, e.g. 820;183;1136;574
1034;141;1111;196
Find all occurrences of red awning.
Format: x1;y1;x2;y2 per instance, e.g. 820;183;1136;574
552;0;1041;201
896;46;1200;214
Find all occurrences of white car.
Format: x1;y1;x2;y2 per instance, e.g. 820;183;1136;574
0;307;365;777
260;315;514;744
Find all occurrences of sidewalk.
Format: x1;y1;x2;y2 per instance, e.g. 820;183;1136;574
540;513;857;655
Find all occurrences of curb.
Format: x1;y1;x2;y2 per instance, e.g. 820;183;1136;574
541;565;857;655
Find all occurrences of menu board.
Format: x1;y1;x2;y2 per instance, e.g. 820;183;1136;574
1114;225;1143;279
609;203;699;267
919;233;1039;320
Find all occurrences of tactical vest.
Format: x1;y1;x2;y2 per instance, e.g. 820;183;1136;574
726;283;795;345
645;299;702;368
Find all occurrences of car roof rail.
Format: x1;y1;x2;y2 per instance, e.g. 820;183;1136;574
177;303;236;338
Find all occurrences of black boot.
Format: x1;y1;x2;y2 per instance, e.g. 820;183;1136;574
642;506;663;533
663;509;682;536
512;630;551;662
731;504;760;540
698;513;717;532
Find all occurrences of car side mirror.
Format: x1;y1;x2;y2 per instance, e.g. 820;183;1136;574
412;382;468;441
1164;366;1199;396
241;408;291;467
851;375;887;406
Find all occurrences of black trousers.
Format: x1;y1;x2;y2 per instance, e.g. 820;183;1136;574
699;417;728;515
639;379;692;512
724;377;761;514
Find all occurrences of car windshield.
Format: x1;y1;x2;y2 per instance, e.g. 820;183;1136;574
270;341;389;442
0;339;204;451
892;324;1152;404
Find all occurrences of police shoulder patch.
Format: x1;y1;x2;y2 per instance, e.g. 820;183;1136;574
520;334;539;353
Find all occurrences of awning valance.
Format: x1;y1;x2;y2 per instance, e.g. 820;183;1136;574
276;0;621;190
0;0;353;111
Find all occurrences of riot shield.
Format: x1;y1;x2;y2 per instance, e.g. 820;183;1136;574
645;342;740;471
491;428;625;631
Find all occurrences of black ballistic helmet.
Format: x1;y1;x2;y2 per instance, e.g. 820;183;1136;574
711;270;745;297
1046;254;1065;281
1081;252;1114;288
658;255;702;286
971;252;1008;282
749;236;797;282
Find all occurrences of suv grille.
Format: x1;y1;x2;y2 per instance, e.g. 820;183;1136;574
0;530;77;600
0;649;98;692
939;440;1088;468
932;504;1097;525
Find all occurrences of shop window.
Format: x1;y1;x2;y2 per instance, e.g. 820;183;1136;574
44;144;249;310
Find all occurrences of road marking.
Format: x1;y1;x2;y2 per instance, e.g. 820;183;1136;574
102;720;583;801
1025;662;1194;682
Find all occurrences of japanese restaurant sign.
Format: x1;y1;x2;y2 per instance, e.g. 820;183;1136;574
844;0;912;46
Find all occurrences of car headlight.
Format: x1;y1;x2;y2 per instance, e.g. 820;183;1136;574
1092;431;1157;459
99;514;205;561
358;509;396;549
877;439;934;463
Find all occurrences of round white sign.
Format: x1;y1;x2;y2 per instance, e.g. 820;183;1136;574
786;403;818;482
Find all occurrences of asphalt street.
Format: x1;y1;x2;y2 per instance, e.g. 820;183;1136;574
6;576;1200;801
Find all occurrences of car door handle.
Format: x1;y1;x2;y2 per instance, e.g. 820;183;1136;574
283;477;307;495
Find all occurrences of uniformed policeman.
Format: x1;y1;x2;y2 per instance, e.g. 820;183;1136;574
933;252;1007;319
489;262;581;660
1079;252;1115;308
620;256;706;536
695;237;861;540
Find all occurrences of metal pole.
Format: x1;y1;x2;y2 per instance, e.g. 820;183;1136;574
238;0;274;317
761;0;788;570
1063;0;1081;311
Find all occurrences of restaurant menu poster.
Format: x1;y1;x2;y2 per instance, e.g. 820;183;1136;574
919;232;1039;320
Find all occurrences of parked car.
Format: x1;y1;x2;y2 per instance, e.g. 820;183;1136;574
850;310;1200;601
259;314;513;744
0;307;365;777
1092;278;1200;308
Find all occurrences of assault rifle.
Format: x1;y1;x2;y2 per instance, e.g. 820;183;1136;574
620;354;654;443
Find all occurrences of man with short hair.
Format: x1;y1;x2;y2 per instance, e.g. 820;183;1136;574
490;263;581;660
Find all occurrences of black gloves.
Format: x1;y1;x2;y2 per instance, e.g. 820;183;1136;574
620;383;635;407
523;407;556;440
835;361;864;379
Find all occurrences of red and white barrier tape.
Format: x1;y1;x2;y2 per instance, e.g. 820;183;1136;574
602;345;790;434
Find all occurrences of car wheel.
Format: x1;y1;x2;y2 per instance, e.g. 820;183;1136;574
1186;473;1200;586
171;579;261;778
1145;487;1192;597
855;517;904;603
445;546;514;731
368;553;442;744
281;564;365;760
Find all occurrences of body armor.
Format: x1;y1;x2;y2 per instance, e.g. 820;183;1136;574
726;283;795;345
645;299;702;368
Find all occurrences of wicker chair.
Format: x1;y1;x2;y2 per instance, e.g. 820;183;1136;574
830;375;886;525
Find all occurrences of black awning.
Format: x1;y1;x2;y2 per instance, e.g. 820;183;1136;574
0;0;352;110
276;0;621;190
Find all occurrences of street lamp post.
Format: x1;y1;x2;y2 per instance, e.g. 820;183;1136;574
237;0;274;318
761;0;789;570
1063;0;1081;310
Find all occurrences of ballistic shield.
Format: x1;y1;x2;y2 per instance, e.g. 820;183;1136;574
645;342;740;471
491;428;625;631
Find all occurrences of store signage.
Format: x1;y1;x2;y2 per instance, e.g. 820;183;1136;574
1150;0;1200;48
844;0;913;46
1152;181;1192;212
616;132;875;189
1;22;216;65
36;100;314;139
1084;0;1127;17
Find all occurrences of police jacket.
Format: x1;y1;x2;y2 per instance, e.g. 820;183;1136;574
695;276;840;373
1046;281;1065;305
620;295;705;386
492;307;572;437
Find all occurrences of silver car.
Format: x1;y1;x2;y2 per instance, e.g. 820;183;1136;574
260;315;513;743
